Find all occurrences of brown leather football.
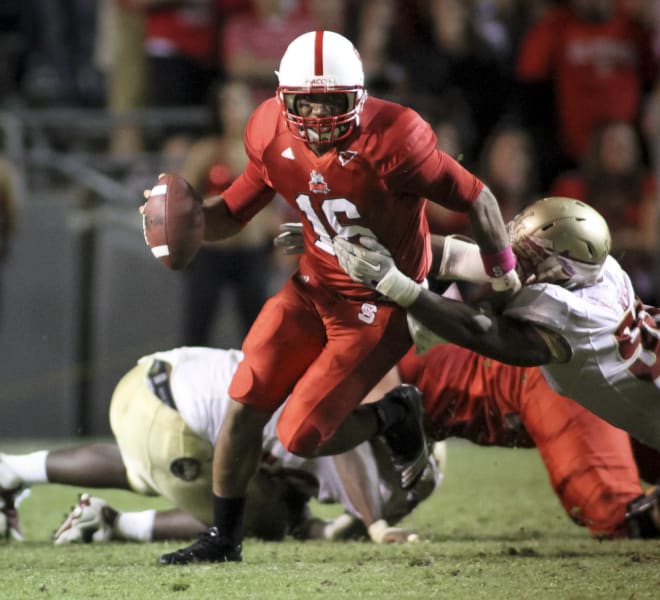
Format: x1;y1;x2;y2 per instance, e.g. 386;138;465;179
142;172;205;270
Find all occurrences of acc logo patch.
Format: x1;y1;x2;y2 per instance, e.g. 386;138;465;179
170;457;202;481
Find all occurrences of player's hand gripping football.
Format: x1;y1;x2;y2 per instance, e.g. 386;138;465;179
332;236;422;308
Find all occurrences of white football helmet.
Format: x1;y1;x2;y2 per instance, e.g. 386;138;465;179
276;30;367;144
509;196;611;289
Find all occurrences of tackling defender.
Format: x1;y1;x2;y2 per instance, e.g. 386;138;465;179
333;196;660;452
0;347;443;545
153;30;517;565
275;220;660;539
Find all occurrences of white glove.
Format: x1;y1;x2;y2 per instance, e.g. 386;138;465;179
53;494;115;544
333;236;422;307
273;222;304;255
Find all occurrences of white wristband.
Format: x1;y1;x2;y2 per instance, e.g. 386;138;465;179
490;269;521;292
367;519;390;543
376;267;422;307
367;519;420;543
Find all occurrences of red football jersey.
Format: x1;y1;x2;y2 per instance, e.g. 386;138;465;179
223;96;483;298
398;344;535;446
398;343;642;536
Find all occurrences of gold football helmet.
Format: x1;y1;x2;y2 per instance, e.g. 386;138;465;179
508;196;611;289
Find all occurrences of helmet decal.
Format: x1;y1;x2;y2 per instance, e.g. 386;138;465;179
510;197;611;289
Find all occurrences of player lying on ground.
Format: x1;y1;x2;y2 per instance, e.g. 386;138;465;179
0;347;443;544
332;196;660;452
275;211;660;538
390;343;660;538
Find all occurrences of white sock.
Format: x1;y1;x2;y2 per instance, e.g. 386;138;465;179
114;510;156;542
0;450;49;485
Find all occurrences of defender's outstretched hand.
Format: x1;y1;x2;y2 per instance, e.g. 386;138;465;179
333;236;422;308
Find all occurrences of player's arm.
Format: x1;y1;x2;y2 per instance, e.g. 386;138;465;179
397;118;520;292
206;153;277;242
406;287;565;366
333;236;566;366
201;195;243;240
332;445;419;543
467;186;520;292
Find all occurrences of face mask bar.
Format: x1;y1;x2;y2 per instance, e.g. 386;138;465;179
277;87;365;144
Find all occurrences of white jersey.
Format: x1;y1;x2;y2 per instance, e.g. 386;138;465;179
137;347;439;521
504;256;660;448
139;346;244;445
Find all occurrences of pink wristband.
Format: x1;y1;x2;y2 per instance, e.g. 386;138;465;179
481;246;516;278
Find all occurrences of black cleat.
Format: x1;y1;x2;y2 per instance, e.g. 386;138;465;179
625;483;660;538
376;384;429;490
159;526;242;565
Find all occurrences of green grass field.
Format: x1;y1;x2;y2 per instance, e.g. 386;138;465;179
2;438;659;599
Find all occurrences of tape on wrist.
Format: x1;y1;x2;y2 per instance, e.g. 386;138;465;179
367;519;389;543
481;246;516;278
376;268;422;307
490;269;521;292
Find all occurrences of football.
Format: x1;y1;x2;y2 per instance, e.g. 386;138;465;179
141;172;205;270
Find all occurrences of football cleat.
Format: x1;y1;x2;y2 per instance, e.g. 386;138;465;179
626;484;660;538
0;456;28;542
159;526;242;565
376;384;430;490
53;493;115;544
0;489;29;542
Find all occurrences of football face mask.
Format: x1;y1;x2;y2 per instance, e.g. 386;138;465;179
276;30;366;144
284;91;357;144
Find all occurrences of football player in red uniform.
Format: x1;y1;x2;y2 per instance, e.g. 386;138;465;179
159;30;518;565
394;343;660;539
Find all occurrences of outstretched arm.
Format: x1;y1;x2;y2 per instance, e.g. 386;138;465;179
406;288;554;366
333;236;557;366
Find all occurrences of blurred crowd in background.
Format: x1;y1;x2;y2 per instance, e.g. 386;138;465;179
1;0;660;345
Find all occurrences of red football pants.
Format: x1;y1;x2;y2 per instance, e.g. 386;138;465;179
521;369;642;537
228;275;412;455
